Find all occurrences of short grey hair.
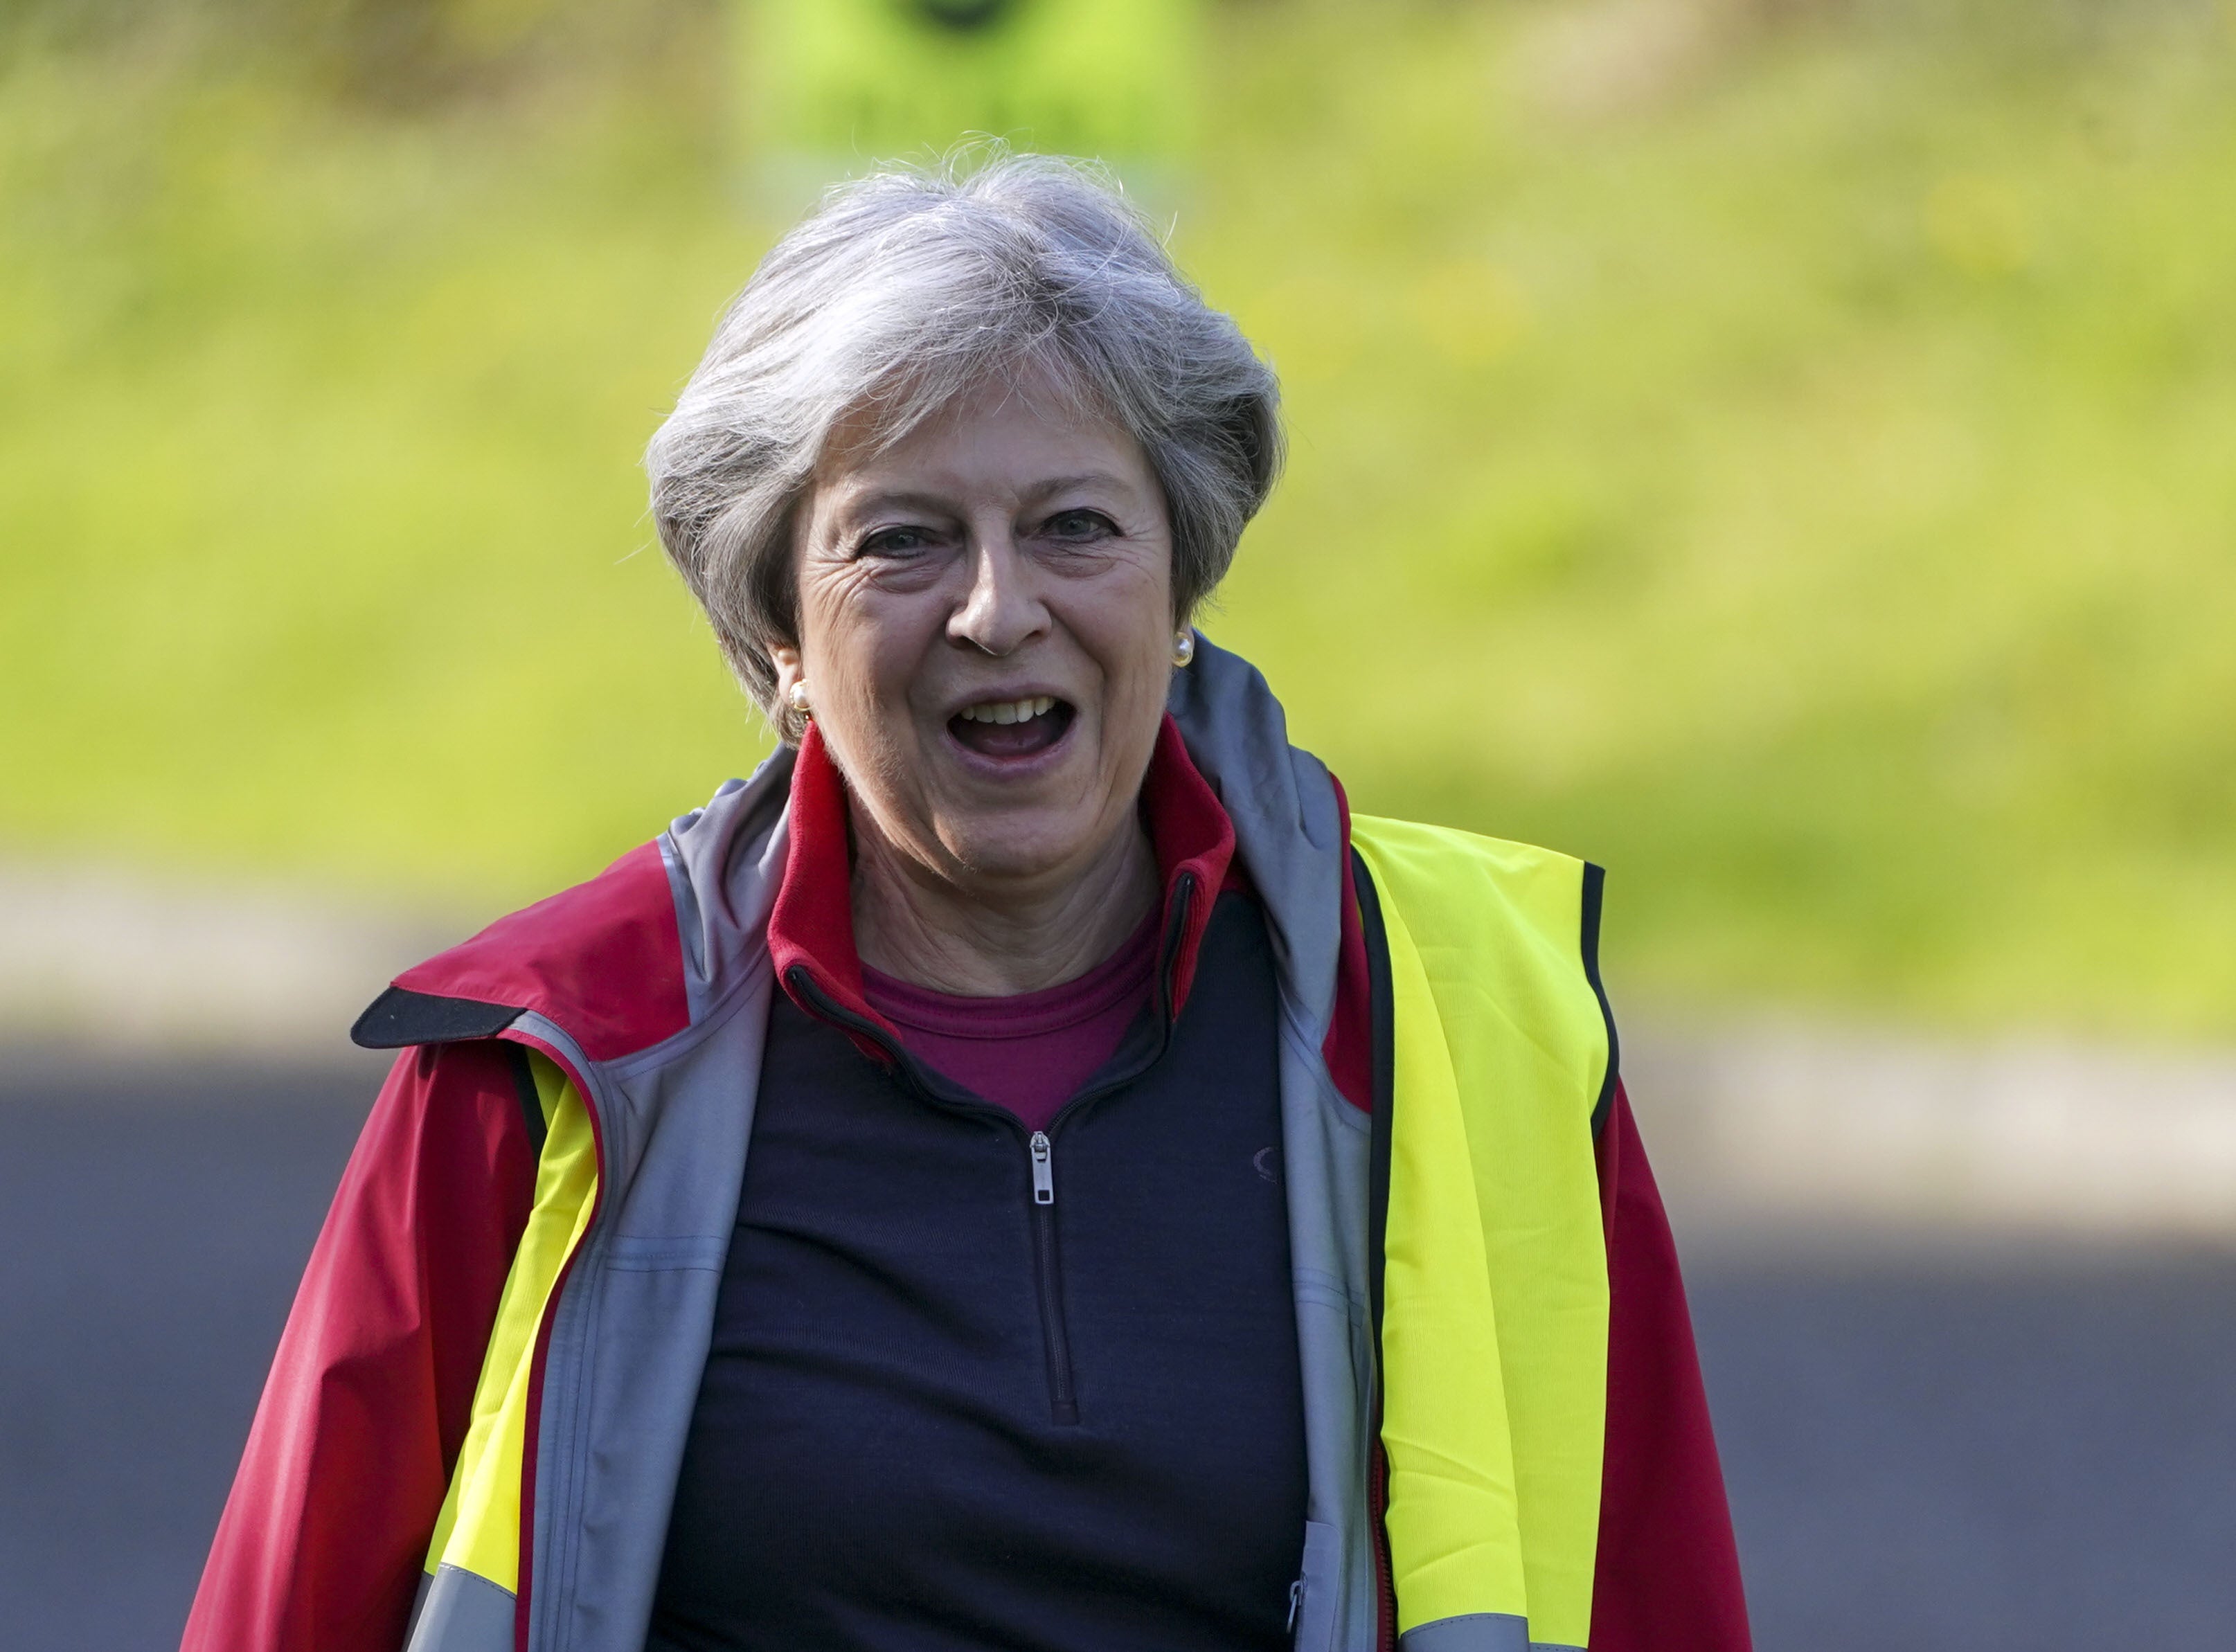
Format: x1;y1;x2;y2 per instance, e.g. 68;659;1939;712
645;152;1283;735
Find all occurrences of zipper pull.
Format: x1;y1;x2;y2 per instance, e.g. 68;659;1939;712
1030;1130;1055;1205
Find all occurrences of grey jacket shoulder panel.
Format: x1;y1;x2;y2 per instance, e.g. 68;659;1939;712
1174;638;1382;1650
661;744;796;1029
1168;636;1347;1046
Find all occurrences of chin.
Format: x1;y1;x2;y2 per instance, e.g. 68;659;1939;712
940;814;1098;883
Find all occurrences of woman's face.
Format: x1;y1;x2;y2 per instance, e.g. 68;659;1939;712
776;376;1176;895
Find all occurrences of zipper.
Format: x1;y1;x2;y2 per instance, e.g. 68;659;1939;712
1012;876;1188;1429
1030;1129;1055;1204
1026;1129;1080;1424
1369;1434;1398;1651
788;968;1093;1427
783;877;1201;1437
1156;872;1196;1020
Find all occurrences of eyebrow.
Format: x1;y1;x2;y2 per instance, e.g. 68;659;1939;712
835;473;1140;520
1019;472;1135;503
833;489;956;519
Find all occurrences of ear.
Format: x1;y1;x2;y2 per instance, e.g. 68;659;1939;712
770;642;803;701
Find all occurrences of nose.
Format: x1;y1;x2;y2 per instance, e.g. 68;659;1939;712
947;533;1049;658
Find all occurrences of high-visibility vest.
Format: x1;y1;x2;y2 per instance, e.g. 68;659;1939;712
413;817;1613;1652
1354;815;1612;1652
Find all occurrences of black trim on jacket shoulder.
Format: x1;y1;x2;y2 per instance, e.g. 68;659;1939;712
1352;847;1395;1347
350;986;524;1050
1580;861;1620;1138
1350;846;1404;1651
506;1043;551;1156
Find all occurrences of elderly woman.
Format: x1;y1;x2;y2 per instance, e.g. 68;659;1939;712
187;157;1748;1652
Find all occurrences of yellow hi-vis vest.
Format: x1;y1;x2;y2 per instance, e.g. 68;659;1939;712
1354;815;1611;1652
420;817;1613;1652
418;1049;594;1606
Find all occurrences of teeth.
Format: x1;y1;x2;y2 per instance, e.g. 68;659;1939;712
959;697;1056;724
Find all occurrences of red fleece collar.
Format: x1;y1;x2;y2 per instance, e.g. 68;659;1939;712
767;715;1237;1054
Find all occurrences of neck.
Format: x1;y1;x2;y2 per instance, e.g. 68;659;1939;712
850;817;1161;997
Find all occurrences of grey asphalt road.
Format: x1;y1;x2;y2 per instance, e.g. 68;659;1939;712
3;1061;2232;1651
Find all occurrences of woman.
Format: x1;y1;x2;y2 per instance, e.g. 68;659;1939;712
186;156;1749;1652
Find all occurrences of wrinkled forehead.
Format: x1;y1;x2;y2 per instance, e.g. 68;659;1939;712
812;350;1135;489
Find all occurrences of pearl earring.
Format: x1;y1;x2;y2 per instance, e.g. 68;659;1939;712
1172;630;1196;667
787;680;812;718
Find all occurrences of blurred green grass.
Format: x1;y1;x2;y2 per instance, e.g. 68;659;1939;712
5;1;2235;1034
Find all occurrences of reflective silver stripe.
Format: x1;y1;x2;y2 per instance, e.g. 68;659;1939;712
1399;1621;1589;1652
404;1563;515;1652
1397;1613;1532;1652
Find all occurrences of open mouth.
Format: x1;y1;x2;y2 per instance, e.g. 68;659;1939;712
948;695;1075;760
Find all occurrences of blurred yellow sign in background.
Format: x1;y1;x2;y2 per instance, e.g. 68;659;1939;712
740;0;1199;163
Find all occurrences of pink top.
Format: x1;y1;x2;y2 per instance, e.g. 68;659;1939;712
860;910;1161;1132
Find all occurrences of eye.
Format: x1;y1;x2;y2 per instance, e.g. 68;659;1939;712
858;524;936;558
1043;508;1116;541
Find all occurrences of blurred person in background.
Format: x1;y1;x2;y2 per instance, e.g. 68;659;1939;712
184;155;1748;1652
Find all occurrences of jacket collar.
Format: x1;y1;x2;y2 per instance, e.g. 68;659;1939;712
767;713;1236;1054
359;639;1346;1086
